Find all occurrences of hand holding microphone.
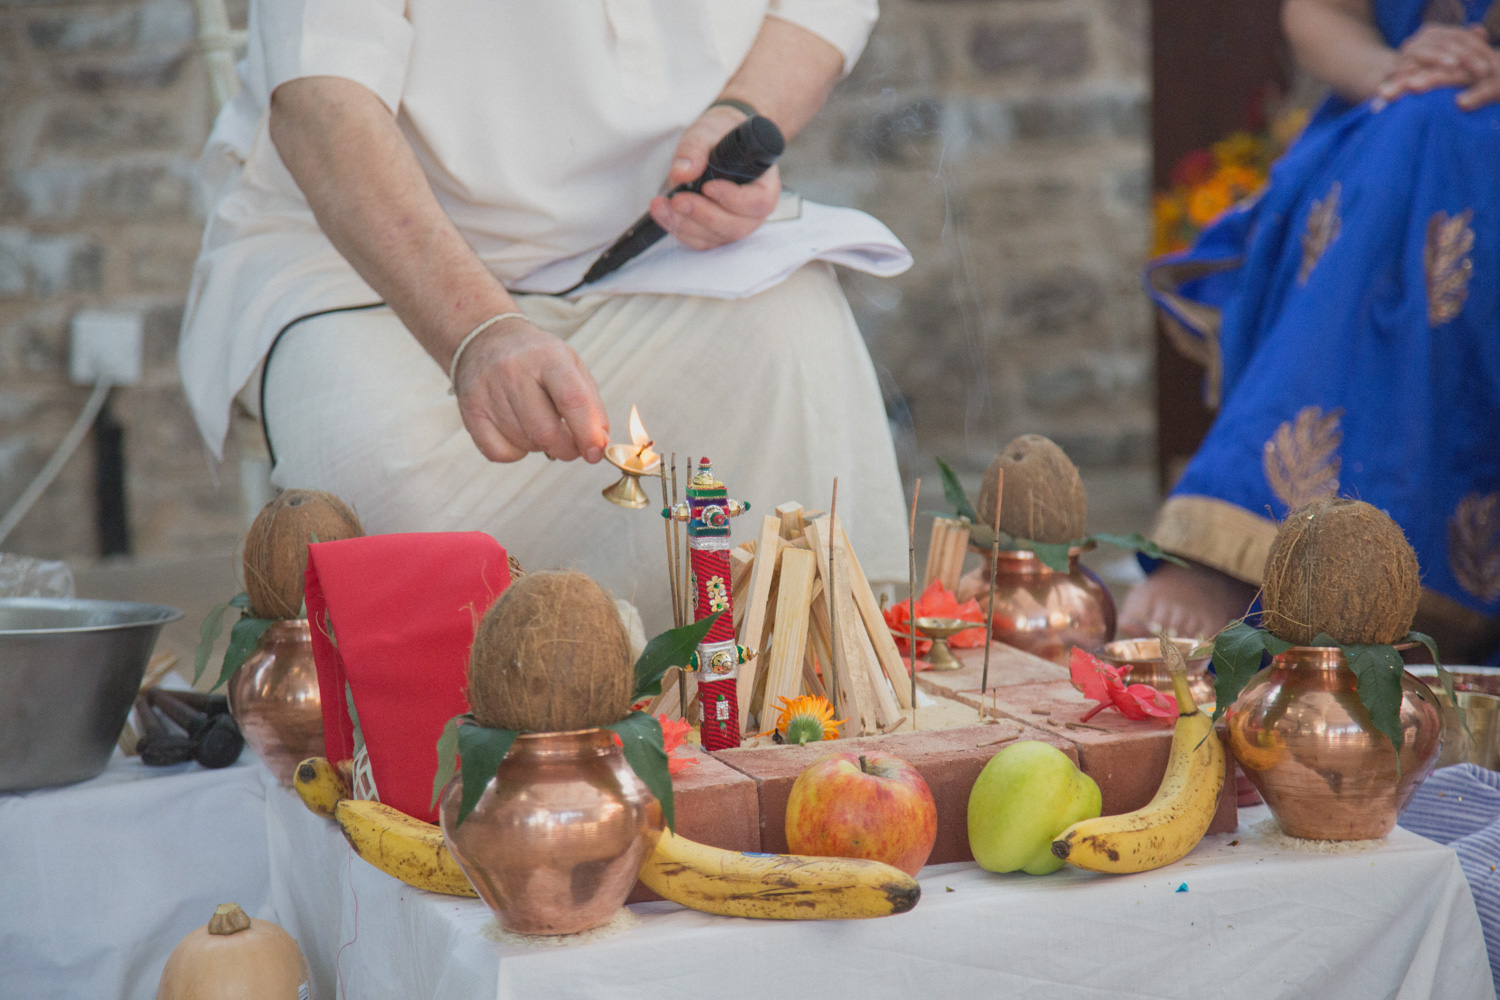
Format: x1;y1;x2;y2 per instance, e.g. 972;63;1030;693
651;108;786;251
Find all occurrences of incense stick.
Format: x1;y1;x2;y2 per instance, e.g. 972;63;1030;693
980;469;1004;696
659;462;677;629
827;478;840;719
907;478;920;729
672;454;687;719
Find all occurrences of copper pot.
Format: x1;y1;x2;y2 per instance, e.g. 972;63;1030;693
1098;637;1215;707
440;728;663;936
969;545;1116;664
1227;646;1443;840
227;619;324;785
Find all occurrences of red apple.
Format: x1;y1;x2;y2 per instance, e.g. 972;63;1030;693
784;751;937;876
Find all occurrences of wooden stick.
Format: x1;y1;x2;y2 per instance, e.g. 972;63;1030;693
826;478;840;717
981;469;1004;695
763;549;817;718
660;462;678;629
736;515;783;733
908;479;920;728
806;515;912;710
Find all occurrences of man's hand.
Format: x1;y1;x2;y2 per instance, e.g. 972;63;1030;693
648;105;781;251
1376;24;1500;108
451;315;609;464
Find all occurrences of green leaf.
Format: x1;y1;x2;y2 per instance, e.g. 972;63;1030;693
632;611;724;703
430;713;471;811
606;711;674;831
1408;630;1469;737
193;596;242;685
1211;621;1273;722
936;456;979;523
1090;532;1188;568
1346;643;1406;767
212;613;274;691
454;723;518;827
346;682;366;758
1025;540;1073;572
1307;632;1340;647
1263;633;1293;657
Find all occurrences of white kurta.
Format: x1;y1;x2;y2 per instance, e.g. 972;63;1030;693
179;0;879;456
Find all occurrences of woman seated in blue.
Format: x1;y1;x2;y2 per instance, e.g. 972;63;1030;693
1120;0;1500;661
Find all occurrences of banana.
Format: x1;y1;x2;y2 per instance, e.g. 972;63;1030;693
292;756;349;819
333;798;478;897
1051;651;1225;875
638;828;920;919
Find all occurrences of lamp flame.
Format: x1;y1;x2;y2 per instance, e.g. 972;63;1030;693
628;406;658;467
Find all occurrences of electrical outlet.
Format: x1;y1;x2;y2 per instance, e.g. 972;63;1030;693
69;309;143;386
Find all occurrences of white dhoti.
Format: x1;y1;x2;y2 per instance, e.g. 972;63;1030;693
253;263;907;634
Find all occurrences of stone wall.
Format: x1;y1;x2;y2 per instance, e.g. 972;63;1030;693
0;0;1155;562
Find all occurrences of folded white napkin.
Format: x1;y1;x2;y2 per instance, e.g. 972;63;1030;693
509;196;912;300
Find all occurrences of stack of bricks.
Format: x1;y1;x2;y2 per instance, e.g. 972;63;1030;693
630;637;1235;899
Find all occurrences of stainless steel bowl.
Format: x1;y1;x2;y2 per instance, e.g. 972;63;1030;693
0;597;182;791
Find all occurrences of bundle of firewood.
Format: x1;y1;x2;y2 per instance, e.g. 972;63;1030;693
662;502;914;738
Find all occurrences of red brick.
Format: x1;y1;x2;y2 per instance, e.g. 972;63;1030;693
970;678;1237;834
626;742;759;903
915;641;1068;706
715;721;1077;865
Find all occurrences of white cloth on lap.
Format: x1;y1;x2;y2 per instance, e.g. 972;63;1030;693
253;263;908;636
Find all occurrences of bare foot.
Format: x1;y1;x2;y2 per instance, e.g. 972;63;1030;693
1117;561;1259;640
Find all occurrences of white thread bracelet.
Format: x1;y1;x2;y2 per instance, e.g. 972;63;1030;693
446;312;527;394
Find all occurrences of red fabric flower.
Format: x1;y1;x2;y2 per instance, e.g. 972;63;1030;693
884;581;987;670
1068;647;1177;724
1170;148;1216;188
657;715;698;775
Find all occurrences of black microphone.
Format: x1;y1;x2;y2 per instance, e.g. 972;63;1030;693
563;115;786;292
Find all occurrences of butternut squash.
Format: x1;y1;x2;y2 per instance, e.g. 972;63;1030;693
157;903;311;1000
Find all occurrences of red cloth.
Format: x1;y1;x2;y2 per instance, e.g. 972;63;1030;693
303;532;512;823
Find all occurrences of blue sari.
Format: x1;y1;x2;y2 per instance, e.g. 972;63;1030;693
1148;0;1500;637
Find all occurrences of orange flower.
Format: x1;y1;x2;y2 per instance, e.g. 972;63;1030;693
1216;164;1265;200
1186;180;1235;228
884;580;987;668
656;714;698;775
1211;132;1264;169
763;695;846;745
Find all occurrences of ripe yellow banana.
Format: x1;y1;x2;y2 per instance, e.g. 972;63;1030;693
638;828;920;919
333;798;478;897
292;756;349;819
1051;657;1224;874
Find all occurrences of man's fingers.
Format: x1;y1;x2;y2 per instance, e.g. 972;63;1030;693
539;359;609;463
655;194;759;250
463;411;528;464
505;374;581;462
700;168;781;218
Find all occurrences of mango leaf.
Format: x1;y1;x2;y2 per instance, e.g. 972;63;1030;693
194;594;243;685
1211;621;1274;722
212;613;274;691
936;456;979;523
345;681;366;758
1024;539;1073;572
632;611;724;702
1091;532;1188;568
430;713;472;811
454;723;518;827
1346;643;1406;768
606;711;674;831
1407;630;1468;738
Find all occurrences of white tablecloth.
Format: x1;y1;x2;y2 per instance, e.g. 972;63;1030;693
262;772;1494;1000
0;754;272;1000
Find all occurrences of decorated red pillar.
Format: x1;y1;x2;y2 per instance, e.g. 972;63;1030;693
666;458;751;750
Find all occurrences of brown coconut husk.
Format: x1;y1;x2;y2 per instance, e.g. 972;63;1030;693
242;490;364;619
467;570;632;732
1261;497;1420;646
976;434;1088;544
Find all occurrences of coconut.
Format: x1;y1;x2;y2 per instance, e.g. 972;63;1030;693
242;490;364;619
976;434;1088;544
467;570;633;732
1261;497;1420;646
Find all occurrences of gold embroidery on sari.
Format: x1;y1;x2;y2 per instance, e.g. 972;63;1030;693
1425;209;1475;326
1422;0;1468;23
1450;492;1500;602
1298;183;1341;285
1263;405;1343;510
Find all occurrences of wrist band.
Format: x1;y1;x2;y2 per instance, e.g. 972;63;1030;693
447;311;527;394
708;97;757;119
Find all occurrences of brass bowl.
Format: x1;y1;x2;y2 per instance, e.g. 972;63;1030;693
440;728;663;936
1097;637;1215;707
1227;645;1443;840
227;619;324;785
913;617;983;672
1408;667;1500;769
968;545;1115;664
